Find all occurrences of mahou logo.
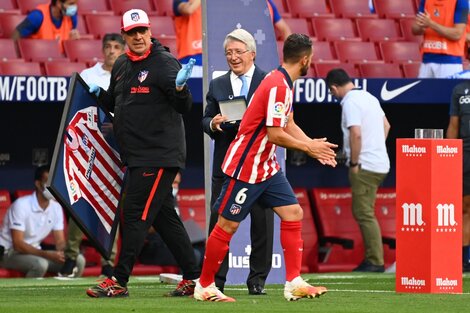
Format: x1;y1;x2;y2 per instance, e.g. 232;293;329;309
436;203;457;233
401;276;426;290
401;203;425;232
402;144;426;157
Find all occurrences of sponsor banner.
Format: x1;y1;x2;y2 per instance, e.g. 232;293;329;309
396;138;462;293
48;73;123;259
0;75;464;104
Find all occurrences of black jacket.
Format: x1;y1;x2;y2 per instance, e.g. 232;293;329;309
202;66;266;178
97;39;192;168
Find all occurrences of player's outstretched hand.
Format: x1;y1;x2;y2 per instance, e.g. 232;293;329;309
176;58;196;87
89;84;100;97
307;138;338;167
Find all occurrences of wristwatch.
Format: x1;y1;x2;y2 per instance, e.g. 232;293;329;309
349;161;359;167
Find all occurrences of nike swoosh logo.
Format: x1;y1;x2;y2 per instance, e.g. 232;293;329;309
380;80;421;101
142;172;155;177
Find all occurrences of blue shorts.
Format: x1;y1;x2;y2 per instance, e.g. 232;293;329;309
213;171;298;222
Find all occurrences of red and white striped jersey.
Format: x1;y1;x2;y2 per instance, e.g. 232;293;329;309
63;106;124;233
222;68;293;184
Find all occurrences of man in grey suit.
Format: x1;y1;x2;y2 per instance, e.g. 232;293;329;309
201;28;274;295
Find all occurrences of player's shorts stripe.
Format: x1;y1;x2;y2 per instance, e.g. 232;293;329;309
217;178;236;215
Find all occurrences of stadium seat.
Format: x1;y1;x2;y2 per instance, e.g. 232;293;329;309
110;0;157;16
85;15;122;39
313;18;360;41
149;16;176;38
0;61;42;75
0;189;11;225
281;17;313;38
329;0;378;19
12;189;33;199
401;62;421;78
380;41;421;64
176;189;206;233
310;187;364;272
156;36;177;58
399;18;423;43
0;0;20;14
306;66;316;77
17;38;67;62
0;14;26;39
151;0;174;16
312;41;337;62
269;0;291;18
63;39;102;63
334;41;382;63
0;38;21;61
75;15;94;40
294;188;319;273
314;62;358;78
356;19;403;42
17;0;43;14
359;63;403;78
375;188;396;265
373;0;416;19
276;40;283;63
44;61;87;77
77;0;113;15
286;0;334;18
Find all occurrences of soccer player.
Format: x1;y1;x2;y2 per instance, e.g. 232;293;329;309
194;33;337;302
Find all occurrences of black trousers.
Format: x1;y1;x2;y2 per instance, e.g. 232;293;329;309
114;167;200;286
209;175;274;289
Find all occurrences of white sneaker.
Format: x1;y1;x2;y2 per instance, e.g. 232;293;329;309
194;281;236;302
284;276;327;301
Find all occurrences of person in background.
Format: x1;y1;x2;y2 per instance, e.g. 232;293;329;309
267;0;292;40
59;33;126;278
412;0;468;78
85;9;200;298
446;79;470;272
202;28;273;296
195;34;337;302
0;165;85;277
173;0;203;77
326;68;390;273
12;0;80;53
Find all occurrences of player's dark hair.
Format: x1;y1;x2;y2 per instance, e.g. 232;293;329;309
325;68;352;88
102;33;125;48
283;33;312;63
34;165;50;182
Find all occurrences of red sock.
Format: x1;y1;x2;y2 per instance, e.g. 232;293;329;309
199;224;233;287
281;220;303;282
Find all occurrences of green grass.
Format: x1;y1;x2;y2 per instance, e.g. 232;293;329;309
0;273;469;313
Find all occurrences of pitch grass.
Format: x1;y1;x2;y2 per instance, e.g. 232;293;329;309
0;273;469;313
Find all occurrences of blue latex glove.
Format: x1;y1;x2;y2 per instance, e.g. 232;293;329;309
89;84;100;97
175;58;196;87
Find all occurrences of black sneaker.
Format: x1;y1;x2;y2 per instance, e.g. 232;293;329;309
86;277;129;298
100;265;114;278
59;258;78;278
352;260;385;273
164;279;196;297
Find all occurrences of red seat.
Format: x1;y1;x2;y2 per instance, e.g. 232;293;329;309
44;61;87;77
110;0;157;16
17;0;43;14
329;0;378;19
85;15;122;39
75;15;94;40
401;62;421;78
269;0;291;17
356;18;403;42
373;0;416;19
334;41;382;63
313;18;360;41
0;0;20;14
0;190;11;226
0;38;21;61
286;0;334;18
149;16;176;38
13;189;33;199
0;14;26;38
399;17;423;43
282;17;313;37
375;188;396;265
17;38;66;62
176;189;206;232
294;188;318;273
151;0;174;16
380;41;421;64
314;62;358;78
156;36;177;58
359;63;403;78
0;61;42;75
63;39;102;63
310;188;363;272
312;41;337;62
77;0;113;15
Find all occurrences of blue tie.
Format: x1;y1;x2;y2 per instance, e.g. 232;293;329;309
239;75;248;98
